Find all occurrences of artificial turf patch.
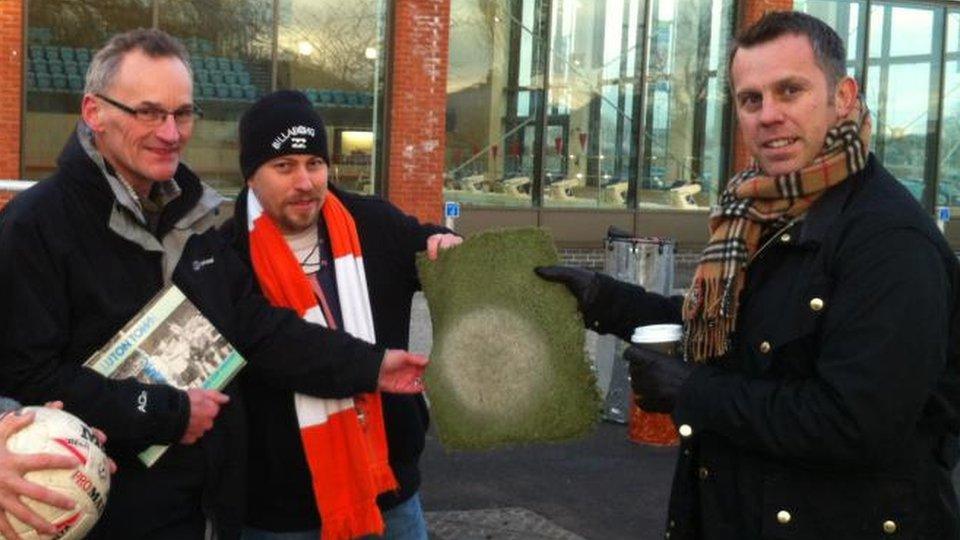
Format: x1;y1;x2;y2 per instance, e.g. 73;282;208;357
416;227;600;450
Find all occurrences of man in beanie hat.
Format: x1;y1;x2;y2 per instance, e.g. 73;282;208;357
224;90;460;540
538;11;960;539
0;30;428;539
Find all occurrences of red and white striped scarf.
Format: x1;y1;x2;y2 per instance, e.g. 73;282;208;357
246;189;397;540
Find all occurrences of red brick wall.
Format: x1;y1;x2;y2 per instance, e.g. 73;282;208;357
0;193;13;211
386;0;450;225
0;0;23;180
731;0;794;172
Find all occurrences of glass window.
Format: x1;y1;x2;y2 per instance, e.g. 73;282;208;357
160;0;274;196
939;10;960;208
24;0;153;179
542;0;642;209
797;0;865;80
276;0;387;195
445;0;544;207
866;3;943;205
639;0;733;211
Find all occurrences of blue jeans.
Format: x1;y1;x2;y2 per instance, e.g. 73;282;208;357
241;493;427;540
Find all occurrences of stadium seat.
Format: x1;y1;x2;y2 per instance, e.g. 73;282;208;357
223;72;237;85
316;90;333;105
26;72;36;90
204;57;218;71
231;59;244;72
60;47;75;62
238;71;251;85
47;60;64;75
36;73;51;91
76;48;90;63
44;46;59;62
52;74;67;91
29;47;43;61
218;58;231;72
194;69;209;84
344;92;360;107
67;75;83;92
229;84;244;99
216;84;230;99
200;83;215;99
64;60;80;76
243;85;257;100
304;89;318;103
208;71;223;85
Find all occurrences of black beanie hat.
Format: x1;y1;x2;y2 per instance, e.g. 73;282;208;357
238;90;330;180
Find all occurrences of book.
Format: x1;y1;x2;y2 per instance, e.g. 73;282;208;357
83;284;246;467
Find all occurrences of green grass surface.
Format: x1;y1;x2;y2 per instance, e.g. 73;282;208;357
417;227;600;450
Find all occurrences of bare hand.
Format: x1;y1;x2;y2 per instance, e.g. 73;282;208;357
378;350;429;394
180;389;230;445
43;402;116;473
0;409;79;538
426;233;462;261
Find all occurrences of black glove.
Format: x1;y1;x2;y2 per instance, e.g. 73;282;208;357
534;265;600;313
624;345;693;413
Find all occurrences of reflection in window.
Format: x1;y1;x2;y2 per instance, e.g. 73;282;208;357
276;0;385;195
445;0;732;211
939;11;960;209
24;0;152;179
640;0;732;211
867;3;943;204
445;0;542;207
161;0;273;195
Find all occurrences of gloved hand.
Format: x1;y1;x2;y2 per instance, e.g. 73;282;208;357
534;265;600;313
624;345;693;413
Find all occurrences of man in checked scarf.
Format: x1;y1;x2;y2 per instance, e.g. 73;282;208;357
538;11;960;539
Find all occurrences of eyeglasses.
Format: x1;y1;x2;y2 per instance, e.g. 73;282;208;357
95;93;203;127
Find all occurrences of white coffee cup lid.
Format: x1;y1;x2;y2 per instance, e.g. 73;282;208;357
631;323;683;344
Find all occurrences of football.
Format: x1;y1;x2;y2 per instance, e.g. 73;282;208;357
3;407;111;539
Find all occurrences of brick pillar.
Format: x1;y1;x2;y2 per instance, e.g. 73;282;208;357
731;0;794;172
0;0;23;181
387;0;450;225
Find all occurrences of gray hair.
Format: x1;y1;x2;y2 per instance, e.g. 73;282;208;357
84;28;192;95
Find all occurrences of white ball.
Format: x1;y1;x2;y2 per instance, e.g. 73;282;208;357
4;407;111;540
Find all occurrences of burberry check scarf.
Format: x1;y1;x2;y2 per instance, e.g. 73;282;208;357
682;97;871;362
246;189;397;540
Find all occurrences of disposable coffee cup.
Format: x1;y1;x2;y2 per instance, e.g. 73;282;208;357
630;324;683;358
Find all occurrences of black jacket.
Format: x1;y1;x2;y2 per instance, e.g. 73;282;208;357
595;156;960;539
0;131;386;539
222;185;445;532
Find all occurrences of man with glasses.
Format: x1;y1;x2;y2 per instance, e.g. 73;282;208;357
0;28;428;539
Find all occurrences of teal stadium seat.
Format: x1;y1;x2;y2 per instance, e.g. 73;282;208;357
47;60;64;75
238;72;251;85
76;48;90;63
44;46;59;61
204;57;218;71
194;69;209;84
303;89;318;103
200;83;215;99
316;90;333;105
229;84;243;99
223;72;237;85
208;71;223;85
243;85;257;100
218;58;231;72
36;73;51;91
60;47;75;62
29;47;43;61
344;92;360;107
67;75;83;92
52;74;67;91
64;61;79;76
26;72;36;90
215;84;230;99
231;59;244;72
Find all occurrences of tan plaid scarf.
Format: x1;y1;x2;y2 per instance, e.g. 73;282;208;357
682;98;871;362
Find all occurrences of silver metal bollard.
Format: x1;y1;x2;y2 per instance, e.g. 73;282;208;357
594;232;676;424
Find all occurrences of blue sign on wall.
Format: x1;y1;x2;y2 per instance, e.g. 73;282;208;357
445;201;461;219
938;206;951;222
